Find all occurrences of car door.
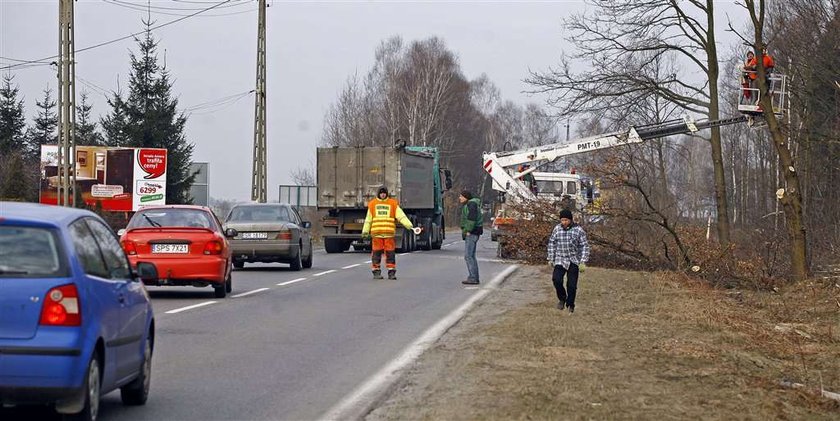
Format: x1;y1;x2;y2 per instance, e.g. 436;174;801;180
84;217;149;382
68;219;123;388
290;206;311;257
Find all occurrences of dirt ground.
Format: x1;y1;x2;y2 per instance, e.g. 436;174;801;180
366;265;840;420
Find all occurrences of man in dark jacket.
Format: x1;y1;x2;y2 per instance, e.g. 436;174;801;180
459;190;483;285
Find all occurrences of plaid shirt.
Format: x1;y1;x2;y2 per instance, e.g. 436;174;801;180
547;223;590;268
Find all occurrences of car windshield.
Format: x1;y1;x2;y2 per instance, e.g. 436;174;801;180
227;206;291;223
128;209;215;229
0;226;65;278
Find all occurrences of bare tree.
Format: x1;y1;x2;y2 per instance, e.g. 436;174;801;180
738;0;810;280
290;166;315;186
528;0;735;246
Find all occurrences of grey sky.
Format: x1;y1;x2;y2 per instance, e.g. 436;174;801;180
1;1;749;201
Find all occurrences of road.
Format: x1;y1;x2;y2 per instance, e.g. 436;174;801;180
3;234;512;421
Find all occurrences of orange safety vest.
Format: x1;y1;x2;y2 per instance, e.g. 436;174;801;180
367;198;399;237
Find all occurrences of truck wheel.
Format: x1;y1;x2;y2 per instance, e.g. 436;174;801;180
420;222;432;251
431;224;442;249
324;238;343;253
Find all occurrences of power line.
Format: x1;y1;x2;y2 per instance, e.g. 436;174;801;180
103;1;258;18
105;0;249;11
184;90;254;114
0;0;235;71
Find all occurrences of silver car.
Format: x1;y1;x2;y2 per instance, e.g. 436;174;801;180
224;203;313;270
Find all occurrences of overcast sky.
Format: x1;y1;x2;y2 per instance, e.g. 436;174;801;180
1;0;749;201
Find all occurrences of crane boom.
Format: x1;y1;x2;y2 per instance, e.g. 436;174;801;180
483;115;747;200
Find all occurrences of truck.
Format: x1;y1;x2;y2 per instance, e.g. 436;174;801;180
316;146;452;253
484;115;754;257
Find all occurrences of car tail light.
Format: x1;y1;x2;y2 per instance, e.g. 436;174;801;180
276;230;292;240
40;284;81;326
121;240;137;255
203;240;223;255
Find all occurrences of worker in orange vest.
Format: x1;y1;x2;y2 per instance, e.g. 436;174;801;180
361;186;421;280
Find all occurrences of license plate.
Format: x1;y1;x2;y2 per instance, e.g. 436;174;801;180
152;244;189;254
241;232;268;239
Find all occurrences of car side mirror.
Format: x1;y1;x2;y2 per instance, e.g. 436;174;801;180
135;262;158;283
224;228;238;238
302;221;312;229
117;228;126;236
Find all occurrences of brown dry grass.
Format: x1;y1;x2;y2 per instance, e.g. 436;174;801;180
366;265;840;420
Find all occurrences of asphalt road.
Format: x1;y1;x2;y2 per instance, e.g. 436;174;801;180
3;234;512;421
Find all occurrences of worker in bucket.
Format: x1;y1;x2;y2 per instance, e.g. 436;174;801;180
362;185;422;280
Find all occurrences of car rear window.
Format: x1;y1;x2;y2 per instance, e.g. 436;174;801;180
227;206;291;223
128;209;215;229
0;226;66;278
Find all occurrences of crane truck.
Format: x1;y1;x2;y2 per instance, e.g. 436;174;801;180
484;114;763;256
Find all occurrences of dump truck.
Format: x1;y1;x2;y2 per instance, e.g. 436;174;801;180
317;146;452;253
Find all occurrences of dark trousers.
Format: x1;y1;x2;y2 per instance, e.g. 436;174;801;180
552;263;579;307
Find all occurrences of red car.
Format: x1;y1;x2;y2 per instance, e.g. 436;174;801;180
119;205;236;298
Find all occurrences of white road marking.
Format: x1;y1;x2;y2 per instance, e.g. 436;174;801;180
277;277;307;286
321;264;519;420
232;287;270;298
342;264;361;269
165;301;217;314
397;253;409;256
314;269;336;277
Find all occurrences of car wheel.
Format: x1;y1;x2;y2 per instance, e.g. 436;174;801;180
233;261;244;269
289;248;302;271
324;238;343;253
225;271;233;293
64;352;101;421
302;244;313;269
120;335;152;406
214;283;227;298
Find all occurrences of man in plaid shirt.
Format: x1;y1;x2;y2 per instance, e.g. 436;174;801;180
547;208;590;313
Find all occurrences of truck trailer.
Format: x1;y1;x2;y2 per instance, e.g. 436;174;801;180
317;146;451;253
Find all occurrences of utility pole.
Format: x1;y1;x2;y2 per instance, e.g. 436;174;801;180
251;0;267;203
56;0;77;207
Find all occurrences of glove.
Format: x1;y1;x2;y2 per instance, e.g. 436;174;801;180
361;232;371;240
579;263;587;273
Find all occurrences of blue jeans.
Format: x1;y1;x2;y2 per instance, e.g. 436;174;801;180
464;233;480;281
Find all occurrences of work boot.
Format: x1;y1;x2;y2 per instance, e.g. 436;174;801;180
372;270;383;280
557;301;565;310
461;279;479;285
388;270;397;280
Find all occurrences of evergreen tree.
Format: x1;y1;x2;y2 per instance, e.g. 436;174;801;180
75;91;104;146
101;91;130;147
26;86;58;159
0;74;30;200
115;25;196;203
0;74;27;156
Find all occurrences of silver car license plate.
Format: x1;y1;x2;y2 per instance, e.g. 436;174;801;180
241;232;268;239
152;244;189;254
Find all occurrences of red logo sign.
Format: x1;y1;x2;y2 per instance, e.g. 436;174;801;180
138;149;166;179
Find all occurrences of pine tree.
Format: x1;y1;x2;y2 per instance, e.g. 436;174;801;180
26;86;58;160
75;91;104;146
113;25;196;203
0;74;30;200
101;91;129;147
0;74;27;156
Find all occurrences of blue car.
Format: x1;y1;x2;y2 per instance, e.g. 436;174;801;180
0;203;157;421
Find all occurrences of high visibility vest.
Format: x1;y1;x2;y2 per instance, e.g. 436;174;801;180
368;198;399;237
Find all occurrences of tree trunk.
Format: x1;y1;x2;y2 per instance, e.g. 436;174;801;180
748;0;809;280
705;2;731;246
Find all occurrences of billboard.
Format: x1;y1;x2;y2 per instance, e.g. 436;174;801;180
278;185;317;208
40;145;167;211
189;162;209;206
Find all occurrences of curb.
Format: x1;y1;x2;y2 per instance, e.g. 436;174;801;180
320;264;520;420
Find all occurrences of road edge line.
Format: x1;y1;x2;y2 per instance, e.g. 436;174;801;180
320;264;519;421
